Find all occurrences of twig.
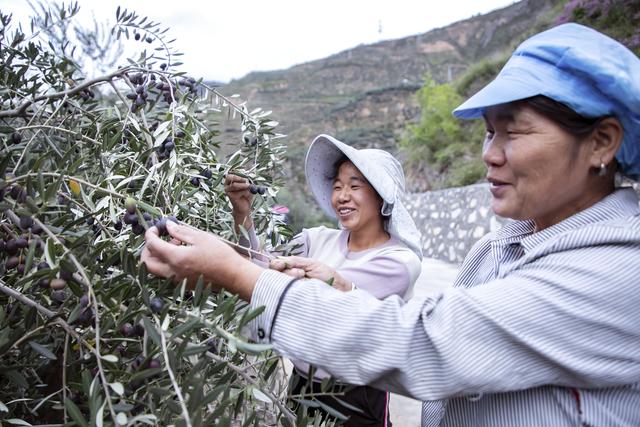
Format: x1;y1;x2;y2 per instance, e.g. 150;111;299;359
0;68;132;118
157;318;192;427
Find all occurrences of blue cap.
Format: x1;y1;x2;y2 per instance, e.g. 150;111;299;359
453;23;640;180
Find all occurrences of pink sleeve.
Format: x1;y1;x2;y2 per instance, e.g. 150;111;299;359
338;254;413;300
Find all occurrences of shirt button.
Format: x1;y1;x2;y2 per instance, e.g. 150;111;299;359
257;328;265;339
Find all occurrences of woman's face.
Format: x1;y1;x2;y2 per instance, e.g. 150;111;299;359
331;161;383;233
483;103;598;230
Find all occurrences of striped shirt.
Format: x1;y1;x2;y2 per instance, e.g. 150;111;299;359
249;188;640;426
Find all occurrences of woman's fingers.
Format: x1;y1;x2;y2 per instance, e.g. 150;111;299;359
164;221;199;245
275;256;312;269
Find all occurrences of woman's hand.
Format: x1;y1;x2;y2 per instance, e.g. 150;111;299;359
141;221;263;301
269;256;353;292
224;174;254;229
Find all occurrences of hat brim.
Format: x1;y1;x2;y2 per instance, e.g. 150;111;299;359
304;134;360;219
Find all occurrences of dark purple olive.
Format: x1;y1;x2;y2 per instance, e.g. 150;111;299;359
5;256;20;269
60;268;73;281
250;136;258;146
37;261;49;270
149;297;164;314
123;212;138;225
132;354;146;371
249;185;258;194
257;186;266;195
5;239;18;255
30;223;43;234
243;135;251;144
15;237;28;249
16;264;25;274
86;217;95;226
136;85;145;94
79;294;89;307
126;93;137;100
175;130;186;138
190;176;200;187
19;216;33;230
164;140;174;152
134;32;141;41
114;219;123;231
148;359;161;369
131;223;145;235
120;323;134;337
51;290;67;304
145;36;153;43
142;213;152;222
78;308;95;326
202;169;212;179
10;132;22;144
37;278;50;289
160;63;167;70
155;218;169;237
133;324;145;337
10;185;23;199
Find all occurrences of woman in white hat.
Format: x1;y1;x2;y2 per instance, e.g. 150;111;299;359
224;134;422;425
143;23;640;427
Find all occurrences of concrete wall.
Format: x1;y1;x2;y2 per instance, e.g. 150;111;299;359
402;183;502;264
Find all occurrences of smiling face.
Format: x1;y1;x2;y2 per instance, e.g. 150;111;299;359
482;102;605;230
331;161;384;233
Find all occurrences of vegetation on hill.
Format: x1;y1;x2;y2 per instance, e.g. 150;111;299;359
400;0;640;190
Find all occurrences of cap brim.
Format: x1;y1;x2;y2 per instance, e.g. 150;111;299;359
453;73;541;119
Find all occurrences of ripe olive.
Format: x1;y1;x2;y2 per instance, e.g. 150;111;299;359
150;297;164;314
120;323;134;337
249;185;258;194
5;256;20;269
10;132;22;144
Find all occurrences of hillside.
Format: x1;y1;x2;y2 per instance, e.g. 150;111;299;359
218;0;562;177
212;0;569;230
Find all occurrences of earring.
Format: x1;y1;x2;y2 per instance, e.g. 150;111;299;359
598;162;607;177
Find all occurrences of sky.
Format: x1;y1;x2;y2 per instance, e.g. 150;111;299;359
2;0;516;82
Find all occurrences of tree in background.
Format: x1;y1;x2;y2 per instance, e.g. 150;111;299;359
400;79;484;190
0;3;335;425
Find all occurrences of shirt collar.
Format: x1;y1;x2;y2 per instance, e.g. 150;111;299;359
492;188;640;252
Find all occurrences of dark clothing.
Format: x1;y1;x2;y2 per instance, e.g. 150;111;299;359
289;370;391;426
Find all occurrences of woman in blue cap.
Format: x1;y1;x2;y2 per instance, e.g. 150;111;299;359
142;23;640;426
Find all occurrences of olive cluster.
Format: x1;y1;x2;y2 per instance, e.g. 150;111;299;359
0;215;80;308
189;167;215;188
126;73;152;113
115;198;178;237
133;31;154;44
156;130;186;161
249;184;267;195
178;77;198;95
243;134;259;147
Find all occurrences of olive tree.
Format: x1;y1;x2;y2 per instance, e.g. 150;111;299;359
0;3;334;425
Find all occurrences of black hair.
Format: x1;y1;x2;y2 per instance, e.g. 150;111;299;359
518;95;605;140
325;154;351;181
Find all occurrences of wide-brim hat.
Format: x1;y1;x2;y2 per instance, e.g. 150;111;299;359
453;23;640;181
305;134;423;258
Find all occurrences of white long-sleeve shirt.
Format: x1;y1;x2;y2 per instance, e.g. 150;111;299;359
248;188;640;426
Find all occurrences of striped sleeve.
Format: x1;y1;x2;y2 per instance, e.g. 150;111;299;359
252;238;640;401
